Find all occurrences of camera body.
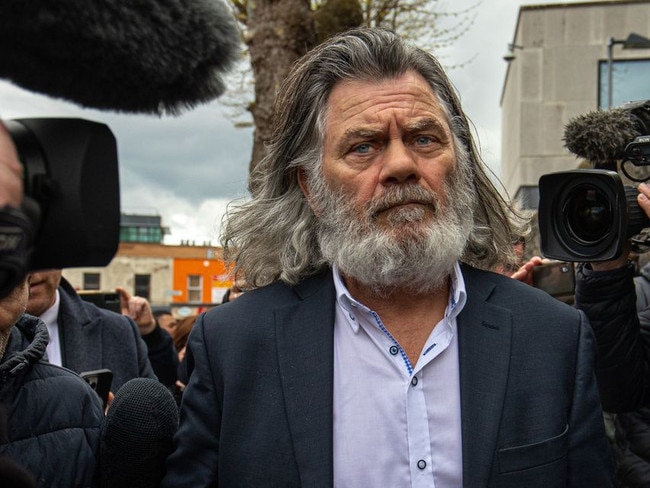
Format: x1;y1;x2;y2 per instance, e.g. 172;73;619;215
540;100;650;262
0;118;120;297
538;169;650;261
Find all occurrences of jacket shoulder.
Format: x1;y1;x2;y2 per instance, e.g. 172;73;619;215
461;264;584;323
204;271;333;325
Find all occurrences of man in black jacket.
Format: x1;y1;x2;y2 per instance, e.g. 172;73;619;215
163;27;613;487
556;182;650;487
26;269;178;391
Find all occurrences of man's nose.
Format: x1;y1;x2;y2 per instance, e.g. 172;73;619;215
379;140;420;185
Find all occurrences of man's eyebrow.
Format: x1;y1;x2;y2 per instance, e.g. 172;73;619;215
406;117;449;135
342;127;382;140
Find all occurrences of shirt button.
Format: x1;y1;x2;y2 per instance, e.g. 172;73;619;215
348;313;356;321
417;460;427;470
411;376;418;387
389;345;399;355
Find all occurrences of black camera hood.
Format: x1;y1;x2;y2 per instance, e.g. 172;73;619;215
538;169;649;261
6;118;120;271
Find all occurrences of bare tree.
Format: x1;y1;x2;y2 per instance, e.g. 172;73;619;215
229;0;316;174
225;0;478;173
358;0;478;58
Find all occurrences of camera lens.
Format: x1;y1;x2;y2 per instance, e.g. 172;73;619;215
563;185;612;245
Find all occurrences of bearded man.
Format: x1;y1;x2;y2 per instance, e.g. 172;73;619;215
162;28;613;487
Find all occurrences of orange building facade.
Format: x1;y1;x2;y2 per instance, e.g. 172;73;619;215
63;242;235;317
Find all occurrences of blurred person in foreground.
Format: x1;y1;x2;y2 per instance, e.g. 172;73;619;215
171;314;199;366
162;27;613;487
153;308;177;335
0;121;22;224
116;286;179;387
0;120;102;487
0;278;103;487
170;314;199;401
25;269;177;391
511;181;650;486
220;280;247;303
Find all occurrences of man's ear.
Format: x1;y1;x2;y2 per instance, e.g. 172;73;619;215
297;168;321;217
297;167;311;200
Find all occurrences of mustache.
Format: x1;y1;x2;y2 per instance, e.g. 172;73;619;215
368;185;440;218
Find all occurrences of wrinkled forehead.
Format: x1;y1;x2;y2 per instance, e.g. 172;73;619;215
319;71;452;137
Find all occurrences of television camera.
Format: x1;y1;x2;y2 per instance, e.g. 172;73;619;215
0;118;120;298
538;100;650;261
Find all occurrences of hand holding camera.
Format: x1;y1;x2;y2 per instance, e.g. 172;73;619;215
539;100;650;262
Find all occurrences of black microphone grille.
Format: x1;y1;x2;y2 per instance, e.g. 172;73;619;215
100;378;179;488
563;107;642;165
0;0;241;114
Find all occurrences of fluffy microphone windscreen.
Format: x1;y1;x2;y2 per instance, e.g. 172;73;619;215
0;0;241;115
563;107;643;166
99;378;179;488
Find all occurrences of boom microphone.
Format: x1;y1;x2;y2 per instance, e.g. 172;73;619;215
563;100;650;166
99;378;179;488
0;0;240;115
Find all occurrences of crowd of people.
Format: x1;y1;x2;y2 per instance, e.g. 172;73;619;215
1;26;650;487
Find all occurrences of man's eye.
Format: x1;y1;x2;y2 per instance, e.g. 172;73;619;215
353;143;373;154
414;136;434;146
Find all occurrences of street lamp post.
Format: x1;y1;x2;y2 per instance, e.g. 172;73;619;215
607;33;650;108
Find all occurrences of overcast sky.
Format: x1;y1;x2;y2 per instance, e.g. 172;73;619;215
0;0;586;245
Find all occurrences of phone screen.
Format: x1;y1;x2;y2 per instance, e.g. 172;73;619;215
80;369;113;408
532;261;575;301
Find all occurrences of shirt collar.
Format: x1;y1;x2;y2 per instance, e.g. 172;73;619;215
332;262;467;329
40;288;60;327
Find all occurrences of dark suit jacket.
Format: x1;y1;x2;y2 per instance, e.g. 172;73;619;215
56;277;156;391
163;265;614;487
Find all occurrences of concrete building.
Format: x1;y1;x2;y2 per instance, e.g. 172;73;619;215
63;214;234;316
501;0;650;213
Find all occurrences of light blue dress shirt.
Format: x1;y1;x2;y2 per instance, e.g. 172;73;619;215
332;262;467;487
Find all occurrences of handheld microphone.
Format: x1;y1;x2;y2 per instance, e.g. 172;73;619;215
0;0;240;114
563;100;650;165
99;378;179;488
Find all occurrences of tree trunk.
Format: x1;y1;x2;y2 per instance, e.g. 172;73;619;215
247;0;316;174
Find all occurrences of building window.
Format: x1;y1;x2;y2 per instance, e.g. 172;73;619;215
599;58;650;109
187;275;202;303
119;226;163;243
135;274;151;301
83;273;100;290
119;214;167;244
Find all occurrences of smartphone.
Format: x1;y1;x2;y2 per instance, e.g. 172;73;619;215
78;291;121;313
532;261;575;301
80;369;113;409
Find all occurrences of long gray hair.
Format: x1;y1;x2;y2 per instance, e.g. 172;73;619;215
221;27;530;287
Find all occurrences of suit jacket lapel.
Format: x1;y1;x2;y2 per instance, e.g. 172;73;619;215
58;279;102;373
275;272;335;486
458;265;513;486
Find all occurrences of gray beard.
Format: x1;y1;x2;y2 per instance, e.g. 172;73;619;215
310;167;476;297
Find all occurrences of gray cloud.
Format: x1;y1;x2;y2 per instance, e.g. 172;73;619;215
0;0;584;244
105;107;253;208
